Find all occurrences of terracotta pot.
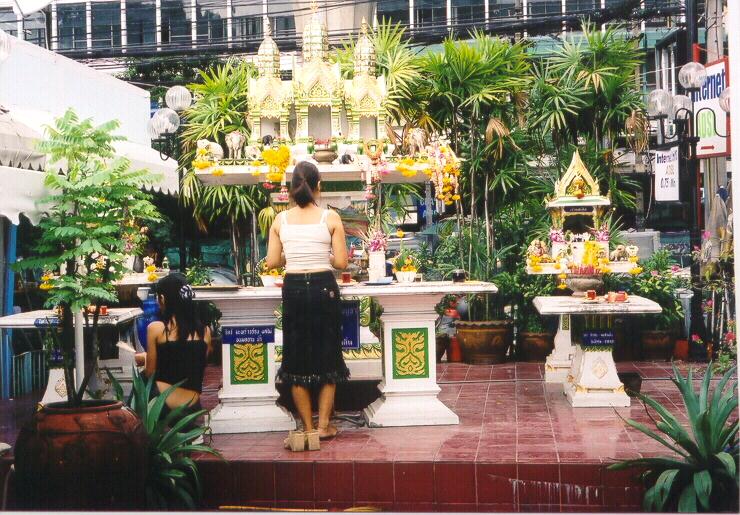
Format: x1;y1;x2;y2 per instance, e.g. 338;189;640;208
455;320;512;365
518;332;555;362
436;333;450;362
641;330;675;361
673;338;689;361
14;400;148;510
313;149;338;164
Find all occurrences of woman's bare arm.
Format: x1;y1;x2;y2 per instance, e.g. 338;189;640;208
328;210;348;270
265;216;285;270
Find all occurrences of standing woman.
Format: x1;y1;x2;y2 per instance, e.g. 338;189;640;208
266;161;350;447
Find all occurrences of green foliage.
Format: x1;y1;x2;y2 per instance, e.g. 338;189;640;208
185;259;212;286
513;269;555;333
15;109;161;405
630;268;686;331
108;367;221;509
608;362;739;512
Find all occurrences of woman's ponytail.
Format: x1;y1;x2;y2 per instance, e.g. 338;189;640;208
291;161;321;207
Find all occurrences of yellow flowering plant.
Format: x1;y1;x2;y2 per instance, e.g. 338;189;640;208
257;258;285;277
392;249;420;273
261;145;291;184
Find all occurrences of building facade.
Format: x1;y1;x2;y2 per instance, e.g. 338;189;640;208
0;0;677;59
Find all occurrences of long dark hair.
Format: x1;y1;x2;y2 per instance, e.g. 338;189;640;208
291;161;320;207
155;272;205;343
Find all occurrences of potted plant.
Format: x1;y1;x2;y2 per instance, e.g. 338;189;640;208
257;257;285;287
608;362;738;512
629;252;686;361
392;248;419;283
515;270;556;362
432;222;516;364
13;110;161;509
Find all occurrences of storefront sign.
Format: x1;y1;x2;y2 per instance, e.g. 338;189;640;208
582;330;616;347
341;300;361;350
692;58;730;158
222;325;275;344
654;147;680;202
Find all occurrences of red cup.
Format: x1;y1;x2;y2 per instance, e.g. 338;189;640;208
341;272;352;284
586;290;597;300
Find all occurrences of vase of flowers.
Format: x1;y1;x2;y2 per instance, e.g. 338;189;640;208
393;249;419;283
363;227;388;282
258;258;285;287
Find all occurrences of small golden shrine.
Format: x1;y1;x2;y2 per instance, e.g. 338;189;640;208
248;19;292;144
291;1;344;143
343;18;387;141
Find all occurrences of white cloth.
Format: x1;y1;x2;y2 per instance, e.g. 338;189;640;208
279;209;332;272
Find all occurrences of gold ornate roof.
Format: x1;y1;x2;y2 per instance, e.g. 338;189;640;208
302;0;328;63
257;19;280;78
354;18;375;77
547;150;610;208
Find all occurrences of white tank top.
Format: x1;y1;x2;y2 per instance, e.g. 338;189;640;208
279;209;333;272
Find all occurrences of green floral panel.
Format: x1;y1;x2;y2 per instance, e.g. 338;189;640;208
231;344;268;384
391;327;429;379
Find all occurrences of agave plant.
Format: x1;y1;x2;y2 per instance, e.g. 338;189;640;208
108;368;221;509
608;362;739;512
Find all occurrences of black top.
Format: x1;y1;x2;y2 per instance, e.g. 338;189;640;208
155;339;208;393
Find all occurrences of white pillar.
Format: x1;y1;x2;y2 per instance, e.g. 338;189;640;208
561;0;566;37
484;0;488;29
85;0;91;50
446;0;451;29
226;0;232;47
51;0;58;50
74;310;84;390
409;0;414;30
190;0;196;47
120;0;127;52
15;10;22;40
728;0;740;325
155;0;161;49
522;0;527;39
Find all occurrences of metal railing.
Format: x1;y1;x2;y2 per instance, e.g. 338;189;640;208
11;350;47;398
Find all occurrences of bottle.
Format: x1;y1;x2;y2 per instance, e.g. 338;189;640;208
135;293;161;351
161;256;170;270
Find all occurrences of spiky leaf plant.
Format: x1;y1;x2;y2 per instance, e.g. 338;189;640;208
608;362;739;512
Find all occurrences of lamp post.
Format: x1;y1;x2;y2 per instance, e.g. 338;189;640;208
149;85;193;272
647;62;731;355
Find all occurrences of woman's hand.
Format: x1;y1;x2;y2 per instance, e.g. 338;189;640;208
134;352;146;367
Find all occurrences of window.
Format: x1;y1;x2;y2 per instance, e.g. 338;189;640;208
565;0;595;14
489;1;515;19
161;0;191;44
57;3;86;50
23;13;47;47
268;0;294;38
196;0;226;42
126;0;156;46
91;2;121;48
415;0;445;28
232;2;262;43
528;0;561;16
452;0;484;25
376;0;409;26
0;8;17;37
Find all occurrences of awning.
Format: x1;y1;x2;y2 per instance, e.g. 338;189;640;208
0;108;46;171
5;107;179;195
0;166;48;224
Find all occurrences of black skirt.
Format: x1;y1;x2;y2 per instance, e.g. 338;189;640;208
278;270;350;386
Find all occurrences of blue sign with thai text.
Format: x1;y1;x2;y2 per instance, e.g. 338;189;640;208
222;325;275;344
34;318;60;327
341;300;361;350
582;330;615;347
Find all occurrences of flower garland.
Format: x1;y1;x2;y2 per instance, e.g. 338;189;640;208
261;145;291;184
429;145;461;206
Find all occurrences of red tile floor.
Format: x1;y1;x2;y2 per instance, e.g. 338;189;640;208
1;361;734;512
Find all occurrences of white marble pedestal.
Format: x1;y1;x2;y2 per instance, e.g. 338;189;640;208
534;295;661;408
197;281;498;432
545;315;575;383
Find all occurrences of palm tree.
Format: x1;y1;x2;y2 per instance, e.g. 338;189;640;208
180;60;265;283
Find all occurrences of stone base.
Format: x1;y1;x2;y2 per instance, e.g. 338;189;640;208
209;396;296;434
363;392;459;427
544;359;572;383
564;383;630;408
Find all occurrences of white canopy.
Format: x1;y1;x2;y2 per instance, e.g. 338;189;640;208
0;166;47;224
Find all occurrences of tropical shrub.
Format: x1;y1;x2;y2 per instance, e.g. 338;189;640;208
108;368;221;509
608;362;739;512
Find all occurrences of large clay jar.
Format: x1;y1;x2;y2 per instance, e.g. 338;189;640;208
518;332;555;362
455;320;512;364
640;330;675;361
14;400;148;510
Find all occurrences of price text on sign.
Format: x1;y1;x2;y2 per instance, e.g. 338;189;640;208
222;326;275;344
341;300;361;350
653;147;680;202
